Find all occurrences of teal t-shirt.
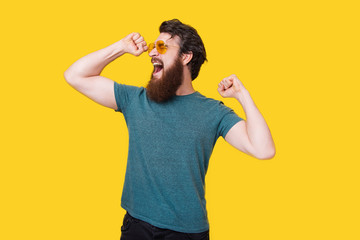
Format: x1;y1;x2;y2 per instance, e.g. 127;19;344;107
114;82;243;233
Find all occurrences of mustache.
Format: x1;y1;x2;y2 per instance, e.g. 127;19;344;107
151;58;163;65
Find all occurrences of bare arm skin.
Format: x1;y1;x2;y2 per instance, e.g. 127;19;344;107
218;74;276;160
64;32;148;110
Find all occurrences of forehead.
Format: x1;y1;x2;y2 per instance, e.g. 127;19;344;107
155;32;180;45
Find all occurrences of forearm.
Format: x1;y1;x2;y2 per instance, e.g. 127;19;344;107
235;90;275;158
64;41;126;79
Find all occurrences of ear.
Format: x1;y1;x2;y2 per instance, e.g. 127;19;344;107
181;51;193;65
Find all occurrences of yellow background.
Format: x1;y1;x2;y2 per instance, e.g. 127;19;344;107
1;0;359;239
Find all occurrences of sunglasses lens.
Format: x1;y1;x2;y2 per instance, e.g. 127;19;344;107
148;43;155;53
156;40;167;54
148;41;167;54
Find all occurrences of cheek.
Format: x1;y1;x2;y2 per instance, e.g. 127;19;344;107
163;58;176;69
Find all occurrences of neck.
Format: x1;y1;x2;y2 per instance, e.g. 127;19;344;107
176;70;195;96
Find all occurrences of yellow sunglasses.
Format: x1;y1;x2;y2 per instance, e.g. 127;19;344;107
148;40;178;54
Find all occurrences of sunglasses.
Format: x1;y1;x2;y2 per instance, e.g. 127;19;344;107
148;40;178;54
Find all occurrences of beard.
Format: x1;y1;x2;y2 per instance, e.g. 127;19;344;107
146;57;184;103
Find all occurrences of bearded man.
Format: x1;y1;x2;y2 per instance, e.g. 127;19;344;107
64;19;275;240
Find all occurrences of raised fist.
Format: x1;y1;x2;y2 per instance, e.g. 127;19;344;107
121;32;148;56
218;74;247;99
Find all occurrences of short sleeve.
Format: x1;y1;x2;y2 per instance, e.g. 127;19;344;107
216;101;244;139
113;81;141;113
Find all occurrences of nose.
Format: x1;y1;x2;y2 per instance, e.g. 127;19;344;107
148;45;159;57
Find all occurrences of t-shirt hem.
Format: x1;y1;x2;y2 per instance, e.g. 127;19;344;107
121;203;209;233
113;81;122;112
222;118;244;138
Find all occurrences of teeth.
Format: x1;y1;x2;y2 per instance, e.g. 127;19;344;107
153;62;162;66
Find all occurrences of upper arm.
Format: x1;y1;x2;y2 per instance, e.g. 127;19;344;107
64;73;117;110
224;120;258;158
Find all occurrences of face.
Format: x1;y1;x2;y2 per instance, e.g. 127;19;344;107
146;33;184;102
148;33;182;79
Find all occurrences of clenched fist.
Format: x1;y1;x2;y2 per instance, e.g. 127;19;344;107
120;32;148;56
218;74;247;99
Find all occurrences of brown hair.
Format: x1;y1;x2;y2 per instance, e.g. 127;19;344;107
159;19;207;80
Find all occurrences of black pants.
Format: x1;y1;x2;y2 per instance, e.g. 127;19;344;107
120;212;210;240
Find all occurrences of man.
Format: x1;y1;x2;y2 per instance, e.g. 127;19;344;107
64;19;275;240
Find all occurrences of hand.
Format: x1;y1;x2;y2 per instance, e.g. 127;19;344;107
120;32;148;56
217;74;247;99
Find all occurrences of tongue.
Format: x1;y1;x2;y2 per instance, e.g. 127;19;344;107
154;65;162;73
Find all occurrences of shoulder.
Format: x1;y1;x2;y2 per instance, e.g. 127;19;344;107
113;83;146;112
194;92;224;105
195;92;231;111
114;82;146;98
114;82;144;92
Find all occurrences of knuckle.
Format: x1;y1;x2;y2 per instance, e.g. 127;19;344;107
133;32;140;38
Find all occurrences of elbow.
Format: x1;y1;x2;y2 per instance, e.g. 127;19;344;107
256;148;276;160
64;70;71;83
64;70;77;86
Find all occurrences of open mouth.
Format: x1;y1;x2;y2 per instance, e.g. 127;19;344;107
153;62;164;75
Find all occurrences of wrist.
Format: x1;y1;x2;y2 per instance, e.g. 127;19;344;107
235;89;249;102
236;89;256;110
106;40;126;59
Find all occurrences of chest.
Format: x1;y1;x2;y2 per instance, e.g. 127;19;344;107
125;101;219;146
